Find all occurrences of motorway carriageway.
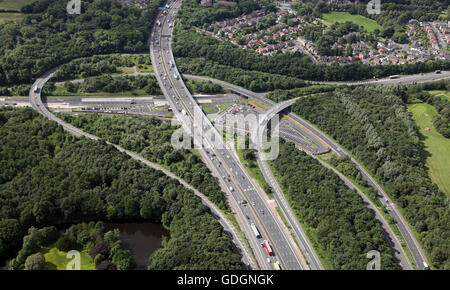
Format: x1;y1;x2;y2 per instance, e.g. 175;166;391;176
150;0;310;270
183;74;430;270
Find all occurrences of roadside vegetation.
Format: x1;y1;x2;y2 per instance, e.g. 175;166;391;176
230;134;272;197
53;54;153;82
185;79;223;95
48;75;162;96
176;57;307;92
0;0;164;86
0;108;243;270
59;113;229;210
271;141;399;270
266;85;337;102
291;85;450;269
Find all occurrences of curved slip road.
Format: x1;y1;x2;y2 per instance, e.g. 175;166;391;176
181;74;429;270
28;67;256;269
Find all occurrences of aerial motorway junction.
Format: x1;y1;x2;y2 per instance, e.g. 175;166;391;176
27;0;449;271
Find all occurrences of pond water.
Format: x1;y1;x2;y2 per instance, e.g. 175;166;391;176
0;222;169;270
0;259;9;270
105;222;170;270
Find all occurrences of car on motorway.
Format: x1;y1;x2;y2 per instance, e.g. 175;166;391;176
229;187;234;192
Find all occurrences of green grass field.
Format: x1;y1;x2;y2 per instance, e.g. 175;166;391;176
428;90;450;101
40;247;95;270
409;103;450;196
322;12;383;32
0;0;35;11
0;12;25;23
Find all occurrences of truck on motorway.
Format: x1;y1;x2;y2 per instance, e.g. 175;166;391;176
273;261;281;270
34;86;39;93
169;60;174;68
263;240;273;256
423;262;430;270
181;109;186;116
250;223;261;238
173;72;179;80
389;75;400;79
156;20;161;26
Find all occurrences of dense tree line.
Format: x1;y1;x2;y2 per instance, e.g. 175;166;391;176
329;155;380;203
266;85;337;102
291;86;450;269
9;221;135;270
186;79;223;94
53;54;151;82
59;74;162;95
177;0;260;29
173;28;450;82
59;113;228;210
176;57;307;92
272;141;399;270
0;84;31;97
0;108;242;269
0;0;164;86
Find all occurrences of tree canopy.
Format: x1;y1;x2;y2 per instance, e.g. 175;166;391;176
0;108;243;270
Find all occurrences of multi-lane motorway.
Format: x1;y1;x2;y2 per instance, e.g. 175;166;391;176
25;0;446;270
310;70;450;86
182;73;430;269
149;0;318;270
